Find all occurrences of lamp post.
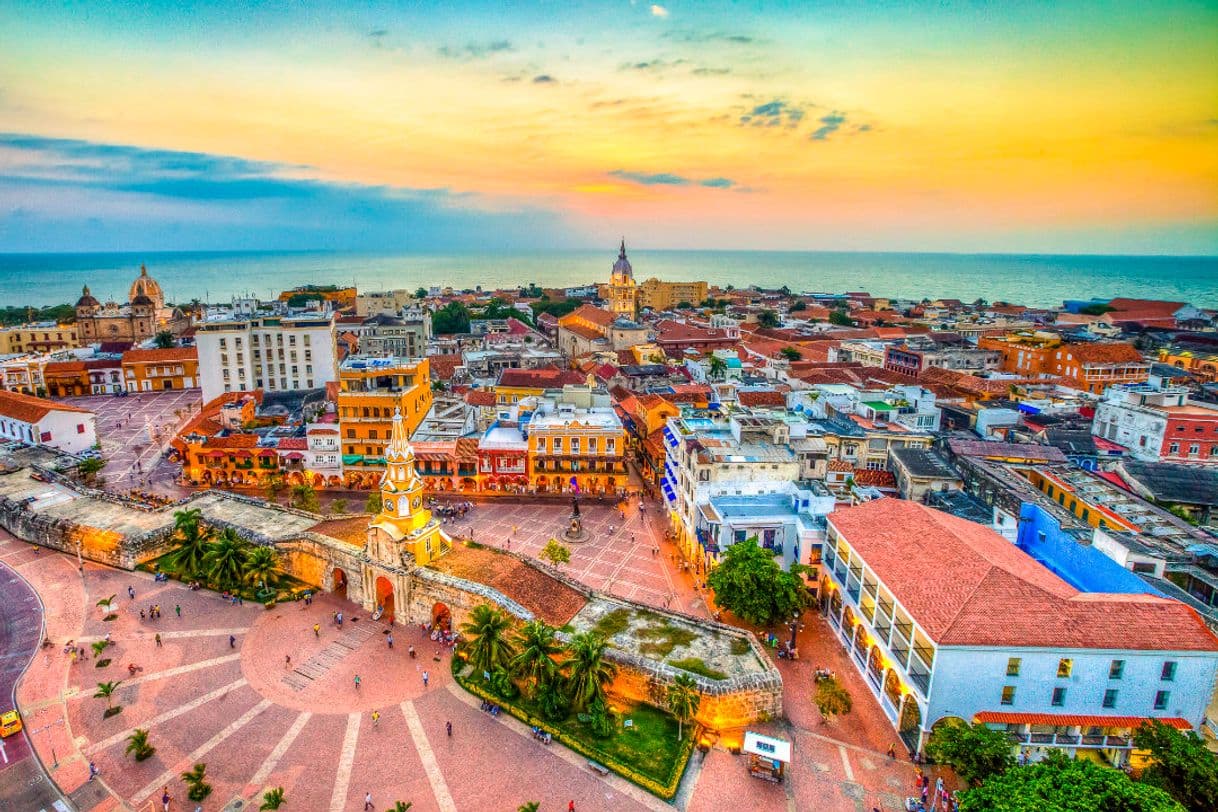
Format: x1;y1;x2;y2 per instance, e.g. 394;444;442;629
787;612;805;650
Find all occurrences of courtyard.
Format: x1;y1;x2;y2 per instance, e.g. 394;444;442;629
0;494;949;811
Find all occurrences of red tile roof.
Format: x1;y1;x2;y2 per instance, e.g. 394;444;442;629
203;433;259;448
497;366;583;389
974;711;1191;731
561;304;614;328
738;390;788;407
850;469;896;489
122;347;198;363
1068;342;1145;365
427;354;462;380
828;459;854;473
0;390;93;423
465;389;497;406
829;500;1218;651
276;437;308;450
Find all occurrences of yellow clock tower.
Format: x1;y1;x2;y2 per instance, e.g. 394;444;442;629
367;407;450;566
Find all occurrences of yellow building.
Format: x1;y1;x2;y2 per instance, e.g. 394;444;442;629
1159;347;1218;382
367;407;451;567
606;239;638;319
528;386;627;495
0;323;78;354
637;278;709;312
121;347;200;392
337;356;433;486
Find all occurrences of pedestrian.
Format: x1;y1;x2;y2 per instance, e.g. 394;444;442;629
313;623;320;637
422;670;429;688
175;603;181;618
155;633;162;647
354;674;361;689
162;788;171;812
446;720;452;737
387;633;394;648
128;585;135;599
285;654;291;668
229;634;236;649
372;710;380;727
140;609;146;620
887;743;895;760
569;800;575;812
88;760;98;781
154;603;160;618
364;792;374;811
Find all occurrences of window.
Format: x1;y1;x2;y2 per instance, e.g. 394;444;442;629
1057;658;1073;678
1154;690;1170;711
77;423;86;434
346;429;355;439
1000;686;1015;706
1161;661;1177;682
1006;657;1021;677
553;438;563;454
1109;660;1125;680
1051;687;1066;707
1102;689;1118;709
606;438;615;453
536;438;546;453
1169;442;1179;454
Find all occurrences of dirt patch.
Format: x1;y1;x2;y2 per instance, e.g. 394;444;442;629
432;544;588;626
307;516;370;545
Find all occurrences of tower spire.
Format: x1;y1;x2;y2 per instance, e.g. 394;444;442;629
619;237;626;258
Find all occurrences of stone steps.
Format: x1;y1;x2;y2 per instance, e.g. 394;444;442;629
281;621;381;691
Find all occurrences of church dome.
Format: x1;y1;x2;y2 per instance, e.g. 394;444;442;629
128;264;164;304
611;238;633;278
76;285;99;308
131;294;154;307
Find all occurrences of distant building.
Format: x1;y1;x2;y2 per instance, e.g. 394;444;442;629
356;289;417;317
277;285;357;311
75;265;189;344
605;239;639;319
0;322;78;355
0;390;96;454
527;385;626;495
359;311;431;357
637;278;709;312
337;356;433;487
1093;386;1218;464
121;347;200;392
883;334;1001;377
194;313;339;403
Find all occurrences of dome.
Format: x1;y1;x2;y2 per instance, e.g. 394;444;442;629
131;294;154;307
128;264;164;304
76;285;99;308
611;238;633;278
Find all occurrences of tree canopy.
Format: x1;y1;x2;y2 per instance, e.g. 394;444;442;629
828;308;854;326
432;301;472;334
756;309;780;329
706;538;807;626
958;752;1183;812
1134;720;1218;811
926;721;1015;785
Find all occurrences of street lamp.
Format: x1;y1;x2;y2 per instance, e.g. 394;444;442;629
787;612;805;649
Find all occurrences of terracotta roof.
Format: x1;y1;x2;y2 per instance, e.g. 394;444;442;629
560;304;614;328
122;347;198;363
850;469;896;488
465;389;497;406
276;437;308;450
828;500;1218;651
828;459;854;472
945;439;1068;464
0;390;93;423
738;390;788;407
1107;298;1186;318
559;321;604;341
974;711;1191;730
654;319;731;345
203;433;259;448
427;354;462;380
1068;342;1145;365
497;366;583;389
44;361;87;374
307;426;340;434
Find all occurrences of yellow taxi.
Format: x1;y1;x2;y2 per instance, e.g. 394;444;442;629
0;710;22;737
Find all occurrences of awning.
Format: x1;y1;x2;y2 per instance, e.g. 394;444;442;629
342;454;365;465
283;452;304;460
743;732;791;763
205;450;226;458
257;448;278;456
974;711;1191;730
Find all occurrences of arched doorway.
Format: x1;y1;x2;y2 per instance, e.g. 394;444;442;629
374;576;395;623
899;697;924;753
332;568;348;600
431;602;451;632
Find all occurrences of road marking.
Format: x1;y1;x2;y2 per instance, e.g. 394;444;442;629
329;712;361;812
401;701;457;812
131;698;272;806
85;678;248;754
0;738;7;764
118;652;241;688
76;627;248;644
839;745;854;781
247;710;312;793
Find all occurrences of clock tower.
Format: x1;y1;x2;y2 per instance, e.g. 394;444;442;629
367;407;450;566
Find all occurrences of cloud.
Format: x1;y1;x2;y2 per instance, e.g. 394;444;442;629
650;5;669;18
368;29;388;39
609;169;736;190
532;74;556;84
436;40;514;60
810;111;846;141
691;66;731;76
664;30;755;44
0;133;580;251
620;58;686;72
743;99;805;129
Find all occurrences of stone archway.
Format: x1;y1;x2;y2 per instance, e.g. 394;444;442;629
375;576;395;623
332;568;349;600
431;602;452;632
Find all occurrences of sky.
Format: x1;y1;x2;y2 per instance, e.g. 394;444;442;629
0;0;1216;254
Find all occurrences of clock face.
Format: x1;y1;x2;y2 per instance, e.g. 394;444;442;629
384;498;395;512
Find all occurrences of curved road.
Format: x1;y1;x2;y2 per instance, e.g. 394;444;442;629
0;552;70;811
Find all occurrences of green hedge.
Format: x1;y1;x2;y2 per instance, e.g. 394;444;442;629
452;660;695;799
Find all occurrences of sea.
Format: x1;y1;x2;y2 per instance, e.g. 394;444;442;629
0;250;1215;310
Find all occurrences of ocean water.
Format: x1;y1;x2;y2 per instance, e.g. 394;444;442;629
0;250;1215;310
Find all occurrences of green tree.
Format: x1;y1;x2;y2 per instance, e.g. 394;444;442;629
563;632;617;712
389;804;414;812
167;508;212;576
365;491;383;513
332;498;347;514
756;309;780;329
243;545;279;589
959;752;1182;812
666;673;700;741
540;538;571;570
517;804;539;812
510;620;561;696
91;640;109;659
153;330;175;349
536;678;570;722
828;308;854;326
78;456;105;480
290;482;320;512
264;474;286;503
96;593;117;615
125;728;155;762
790;300;807;311
706;538;807;626
1079;303;1116;316
925;720;1015;785
181;762;212;802
780;346;802;361
530;297;580;319
676;300;693;309
1134;719;1218;811
203;528;249;589
414;287;428;299
707;355;727;381
432;301;472;334
260;786;286;810
460;604;517;677
94;680;122;712
813;676;852;722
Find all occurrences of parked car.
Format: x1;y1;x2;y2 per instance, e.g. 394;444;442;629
0;710;22;738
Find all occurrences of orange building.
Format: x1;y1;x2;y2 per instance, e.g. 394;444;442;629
337;356;433;487
121;347;200;392
277;285;357;311
979;334;1149;394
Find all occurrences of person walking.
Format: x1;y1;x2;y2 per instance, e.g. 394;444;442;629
354;674;361;690
446;720;452;737
127;585;135;599
422;670;429;688
386;633;394;648
372;710;380;727
313;623;320;637
364;792;374;811
155;633;162;648
162;787;171;811
88;760;98;781
569;800;575;812
175;604;181;618
285;654;291;668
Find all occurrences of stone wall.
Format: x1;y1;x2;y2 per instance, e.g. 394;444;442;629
403;566;535;629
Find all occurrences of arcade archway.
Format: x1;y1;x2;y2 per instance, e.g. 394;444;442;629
375;576;395;623
431;602;452;632
332;568;348;600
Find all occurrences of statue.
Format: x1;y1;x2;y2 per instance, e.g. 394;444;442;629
571;495;580;518
565;494;584;540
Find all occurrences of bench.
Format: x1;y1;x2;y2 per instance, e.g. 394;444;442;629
587;760;610;777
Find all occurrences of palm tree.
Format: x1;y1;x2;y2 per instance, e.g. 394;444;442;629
243;546;278;590
708;355;727;381
167;508;211;577
666;673;701;741
96;593;116;615
203;528;248;589
125;728;155;761
94;680;122;711
181;762;211;802
91;640;109;659
153;330;175;349
460;604;516;677
518;804;540;812
388;803;413;812
259;787;286;810
564;632;617;712
510;620;561;696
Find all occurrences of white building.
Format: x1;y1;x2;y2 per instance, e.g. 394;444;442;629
822;499;1218;763
304;423;343;482
194;314;339;404
1092;385;1218;464
692;480;835;573
0;390;97;455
